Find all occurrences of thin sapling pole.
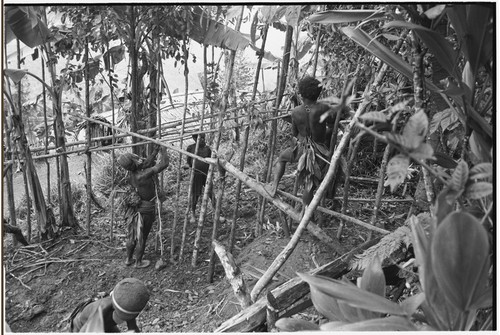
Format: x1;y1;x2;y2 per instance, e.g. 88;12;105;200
191;45;209;266
207;6;244;282
85;38;92;236
229;23;269;253
176;33;191;263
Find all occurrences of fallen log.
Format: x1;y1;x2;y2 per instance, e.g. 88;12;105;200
213;240;251;308
214;238;379;332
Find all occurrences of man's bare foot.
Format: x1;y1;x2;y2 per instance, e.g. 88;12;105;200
125;258;135;266
135;259;151;268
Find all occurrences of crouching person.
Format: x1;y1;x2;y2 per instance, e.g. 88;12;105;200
69;278;150;332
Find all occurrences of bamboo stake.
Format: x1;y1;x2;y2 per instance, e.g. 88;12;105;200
17;38;31;243
337;134;362;239
3;110;18;235
41;55;50;203
258;25;293;233
155;21;165;256
208;7;244;282
250;90;369;303
177;32;191;263
84;36;92;236
229;23;269;254
108;41;116;243
191;44;210;266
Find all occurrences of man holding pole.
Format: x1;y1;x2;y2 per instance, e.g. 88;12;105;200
117;145;169;268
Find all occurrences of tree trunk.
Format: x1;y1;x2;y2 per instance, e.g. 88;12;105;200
41;9;77;229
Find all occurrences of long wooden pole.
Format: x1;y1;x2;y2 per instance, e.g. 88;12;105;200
229;23;269;253
207;6;244;282
191;44;209;266
41;53;50;202
176;30;191;263
17;38;31;242
108;40;116;243
84;36;92;236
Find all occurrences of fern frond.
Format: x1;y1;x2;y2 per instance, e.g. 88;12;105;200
350;212;432;271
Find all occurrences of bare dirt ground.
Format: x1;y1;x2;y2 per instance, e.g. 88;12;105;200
3;150;411;332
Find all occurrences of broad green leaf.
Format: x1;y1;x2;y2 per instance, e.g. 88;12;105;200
4;68;29;84
357;257;385;320
327;316;417;331
429;111;445;134
296;39;313;61
470;287;493;310
402;110;428;150
409;215;432;291
469;163;493;180
309;285;349;322
275;318;320;331
434;187;460;224
384;20;460;79
423;5;447;19
400;293;425;316
249;11;259;45
382;33;400;41
190;7;250;51
446;5;493;78
384;155;410;193
434;151;458;169
359;111;388;123
319;321;348;330
409;143;435;161
340;27;443;93
5;6;50;48
284;5;301;26
449;160;469;192
298;273;406;316
432;211;490;311
465;182;493;199
359;257;385;298
469;131;492;163
338;299;364;322
308;9;385;24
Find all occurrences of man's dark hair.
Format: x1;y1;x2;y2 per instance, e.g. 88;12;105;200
298;76;322;101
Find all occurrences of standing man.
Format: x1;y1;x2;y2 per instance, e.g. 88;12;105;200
118;145;169;268
268;76;341;207
185;133;216;224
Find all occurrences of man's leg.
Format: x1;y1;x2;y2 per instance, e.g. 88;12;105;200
135;215;154;268
270;161;287;197
125;216;136;266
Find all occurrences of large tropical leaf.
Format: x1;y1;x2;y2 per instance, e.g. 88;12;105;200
298;273;406;316
308;9;385;24
446;5;493;78
190;6;250;51
383;21;460;79
321;316;417;331
432;211;490;312
341;27;441;91
5;6;51;48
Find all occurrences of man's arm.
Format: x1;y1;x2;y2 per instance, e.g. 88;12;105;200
152;148;169;174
